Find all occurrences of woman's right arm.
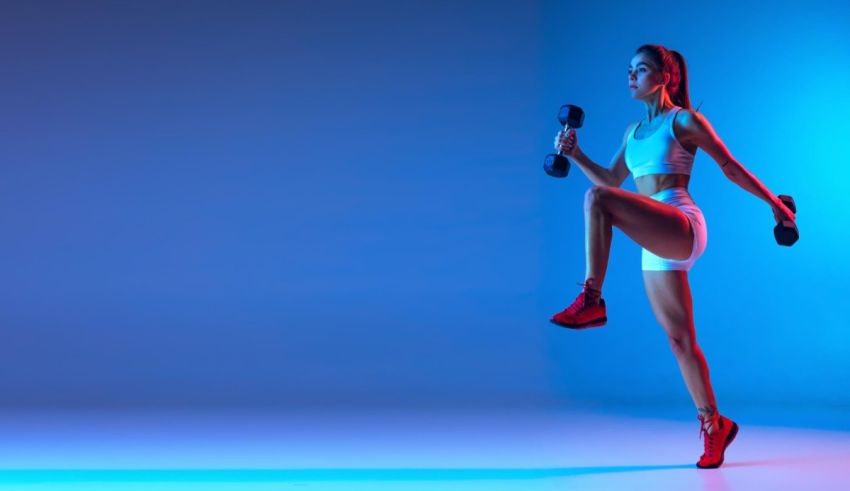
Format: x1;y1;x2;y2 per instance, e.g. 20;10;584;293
556;124;634;187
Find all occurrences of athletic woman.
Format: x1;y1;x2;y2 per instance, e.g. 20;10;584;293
549;44;796;468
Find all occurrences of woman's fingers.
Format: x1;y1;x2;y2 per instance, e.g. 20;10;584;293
780;202;795;221
555;130;575;144
554;129;577;154
773;204;796;222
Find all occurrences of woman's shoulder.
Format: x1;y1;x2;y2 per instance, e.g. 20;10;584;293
670;106;712;151
672;106;710;134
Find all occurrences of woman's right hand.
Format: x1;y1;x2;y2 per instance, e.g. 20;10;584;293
554;128;580;158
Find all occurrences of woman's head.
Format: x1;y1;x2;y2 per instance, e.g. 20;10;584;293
628;44;691;109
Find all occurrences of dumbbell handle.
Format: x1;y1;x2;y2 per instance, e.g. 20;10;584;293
557;122;574;157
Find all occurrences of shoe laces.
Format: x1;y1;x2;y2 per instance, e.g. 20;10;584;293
565;281;601;314
698;413;722;457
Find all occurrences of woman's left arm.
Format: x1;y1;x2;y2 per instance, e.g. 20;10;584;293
678;110;796;222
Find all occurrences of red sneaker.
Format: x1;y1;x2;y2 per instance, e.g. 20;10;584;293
550;283;607;329
696;414;739;469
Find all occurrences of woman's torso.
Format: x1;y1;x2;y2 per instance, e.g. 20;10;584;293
635;172;690;196
627;106;698;196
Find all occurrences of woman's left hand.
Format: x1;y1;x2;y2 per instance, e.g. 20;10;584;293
772;198;796;223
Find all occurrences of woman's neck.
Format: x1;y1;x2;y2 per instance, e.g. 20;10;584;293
643;91;675;123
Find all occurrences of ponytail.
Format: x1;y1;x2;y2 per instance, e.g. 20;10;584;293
668;50;692;110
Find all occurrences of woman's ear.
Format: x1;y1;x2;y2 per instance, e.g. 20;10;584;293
653;71;669;88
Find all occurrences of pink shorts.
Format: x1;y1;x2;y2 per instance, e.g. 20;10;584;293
641;187;708;271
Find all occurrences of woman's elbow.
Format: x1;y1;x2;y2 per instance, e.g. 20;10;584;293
609;171;627;188
720;159;742;179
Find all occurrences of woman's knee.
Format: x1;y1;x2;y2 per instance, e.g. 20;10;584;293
667;332;696;357
584;185;612;210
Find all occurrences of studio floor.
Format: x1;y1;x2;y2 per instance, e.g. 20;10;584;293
0;404;848;490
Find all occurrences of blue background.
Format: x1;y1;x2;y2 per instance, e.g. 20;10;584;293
0;0;847;410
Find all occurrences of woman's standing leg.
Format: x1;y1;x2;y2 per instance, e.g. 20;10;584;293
642;270;718;424
642;269;739;468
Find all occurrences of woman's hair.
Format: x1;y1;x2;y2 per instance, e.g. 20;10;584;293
635;44;692;110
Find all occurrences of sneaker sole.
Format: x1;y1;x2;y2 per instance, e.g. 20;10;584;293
549;316;607;330
696;421;739;469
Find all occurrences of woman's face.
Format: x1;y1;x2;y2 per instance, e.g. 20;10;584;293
628;53;666;99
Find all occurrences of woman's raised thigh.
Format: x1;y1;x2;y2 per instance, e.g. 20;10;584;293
588;186;694;260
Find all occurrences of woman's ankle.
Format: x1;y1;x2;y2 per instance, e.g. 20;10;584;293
698;405;719;418
582;278;602;304
698;405;720;432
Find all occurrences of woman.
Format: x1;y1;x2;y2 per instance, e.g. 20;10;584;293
549;44;796;469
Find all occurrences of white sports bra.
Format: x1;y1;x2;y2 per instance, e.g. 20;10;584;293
625;106;695;179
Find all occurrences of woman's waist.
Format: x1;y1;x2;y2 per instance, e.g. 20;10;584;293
647;188;702;213
635;173;691;197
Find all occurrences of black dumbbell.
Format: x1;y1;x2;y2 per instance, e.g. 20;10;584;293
774;194;798;246
543;104;585;178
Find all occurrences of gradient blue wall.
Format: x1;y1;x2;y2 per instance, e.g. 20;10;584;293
0;0;847;409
